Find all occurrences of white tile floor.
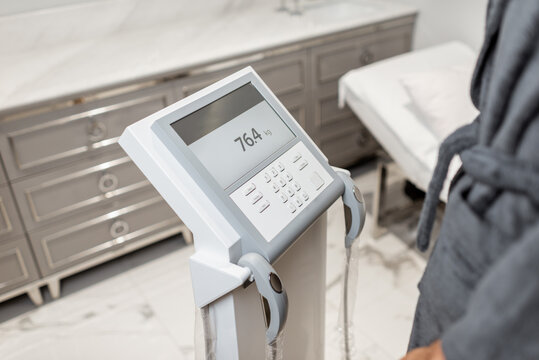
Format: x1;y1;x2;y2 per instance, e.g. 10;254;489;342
0;164;427;360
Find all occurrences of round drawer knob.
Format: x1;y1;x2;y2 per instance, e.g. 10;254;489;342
88;119;107;142
360;50;374;65
110;220;129;238
98;173;118;193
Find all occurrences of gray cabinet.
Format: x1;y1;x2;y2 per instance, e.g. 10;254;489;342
310;25;413;167
12;149;150;231
0;82;191;304
0;84;176;180
29;187;181;276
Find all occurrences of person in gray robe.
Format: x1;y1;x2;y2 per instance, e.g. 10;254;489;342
402;0;539;359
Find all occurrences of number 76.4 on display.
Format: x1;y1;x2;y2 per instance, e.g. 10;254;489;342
234;128;267;152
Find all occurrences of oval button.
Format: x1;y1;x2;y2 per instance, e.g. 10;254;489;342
269;272;283;294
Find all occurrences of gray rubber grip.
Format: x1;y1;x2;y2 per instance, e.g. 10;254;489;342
337;172;366;248
238;253;288;344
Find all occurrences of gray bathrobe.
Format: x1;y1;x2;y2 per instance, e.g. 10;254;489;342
408;0;539;358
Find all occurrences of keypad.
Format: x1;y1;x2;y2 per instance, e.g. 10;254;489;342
263;153;311;212
233;144;336;243
230;142;333;243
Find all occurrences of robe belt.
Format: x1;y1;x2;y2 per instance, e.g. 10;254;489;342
417;118;539;251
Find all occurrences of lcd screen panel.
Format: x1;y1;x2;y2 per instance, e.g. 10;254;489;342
171;84;296;189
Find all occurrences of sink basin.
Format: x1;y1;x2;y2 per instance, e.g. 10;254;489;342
303;0;380;23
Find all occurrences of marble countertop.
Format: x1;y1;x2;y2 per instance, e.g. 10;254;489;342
0;0;416;114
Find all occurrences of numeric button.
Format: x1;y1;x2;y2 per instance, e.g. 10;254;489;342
270;168;279;177
293;182;301;191
285;188;295;197
287;203;297;213
278;177;287;187
293;198;303;207
279;193;288;203
271;183;280;193
277;162;285;172
264;173;272;183
284;172;293;182
300;191;309;202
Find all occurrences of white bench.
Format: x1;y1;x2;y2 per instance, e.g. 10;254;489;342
339;41;477;235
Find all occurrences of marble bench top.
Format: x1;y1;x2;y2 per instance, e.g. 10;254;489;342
0;0;416;114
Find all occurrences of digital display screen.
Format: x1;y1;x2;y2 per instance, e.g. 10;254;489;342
171;84;296;189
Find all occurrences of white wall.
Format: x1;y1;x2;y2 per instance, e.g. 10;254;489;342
390;0;489;51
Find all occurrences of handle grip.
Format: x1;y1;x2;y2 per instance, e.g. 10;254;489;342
238;252;288;344
337;172;366;248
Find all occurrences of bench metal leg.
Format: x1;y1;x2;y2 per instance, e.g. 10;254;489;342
372;159;388;238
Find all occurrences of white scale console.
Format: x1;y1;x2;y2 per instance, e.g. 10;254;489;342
119;67;366;358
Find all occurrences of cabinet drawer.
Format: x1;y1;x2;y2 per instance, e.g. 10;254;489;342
0;237;40;295
0;184;24;241
253;52;306;97
313;26;413;87
177;50;307;99
12;150;150;231
0;84;175;179
315;38;362;86
29;189;181;276
321;125;378;167
314;94;356;135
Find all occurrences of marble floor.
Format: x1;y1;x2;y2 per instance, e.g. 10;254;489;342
0;162;428;360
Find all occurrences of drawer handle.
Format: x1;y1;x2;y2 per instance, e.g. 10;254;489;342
98;173;119;193
359;50;374;65
110;220;129;239
88;119;107;142
357;130;369;146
